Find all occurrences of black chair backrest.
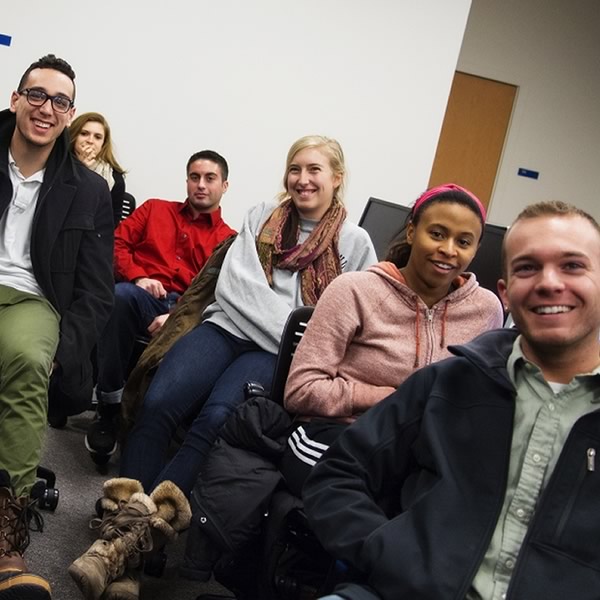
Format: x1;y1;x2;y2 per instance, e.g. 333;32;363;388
270;306;314;405
120;192;137;220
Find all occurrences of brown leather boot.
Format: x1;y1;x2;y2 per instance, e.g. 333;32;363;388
0;470;52;600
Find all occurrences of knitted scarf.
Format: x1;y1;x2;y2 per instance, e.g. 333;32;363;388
257;199;346;305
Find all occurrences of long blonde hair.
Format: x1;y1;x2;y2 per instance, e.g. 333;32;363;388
68;112;125;173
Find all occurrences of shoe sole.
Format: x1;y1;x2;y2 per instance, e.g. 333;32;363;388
0;572;51;599
67;563;104;600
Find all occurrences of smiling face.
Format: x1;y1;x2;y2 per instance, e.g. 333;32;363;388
498;214;600;366
75;120;105;162
185;159;228;217
286;147;342;220
401;201;482;306
10;67;75;153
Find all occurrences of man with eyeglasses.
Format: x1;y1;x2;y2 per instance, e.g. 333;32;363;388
0;54;114;599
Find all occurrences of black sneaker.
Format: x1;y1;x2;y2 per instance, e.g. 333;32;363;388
85;403;119;458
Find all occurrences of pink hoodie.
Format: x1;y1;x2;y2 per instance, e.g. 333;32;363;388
284;262;503;423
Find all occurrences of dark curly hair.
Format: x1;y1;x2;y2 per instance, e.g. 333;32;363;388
18;54;76;101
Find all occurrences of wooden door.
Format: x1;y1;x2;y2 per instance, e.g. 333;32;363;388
429;71;517;210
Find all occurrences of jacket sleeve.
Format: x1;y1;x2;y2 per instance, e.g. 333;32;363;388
54;178;115;379
339;224;378;273
302;371;429;586
284;275;395;419
113;199;152;282
213;202;295;351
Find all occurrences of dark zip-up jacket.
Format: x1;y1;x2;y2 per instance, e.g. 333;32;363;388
303;328;600;600
0;109;114;407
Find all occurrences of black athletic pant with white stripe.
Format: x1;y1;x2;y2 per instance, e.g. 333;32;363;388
279;420;347;497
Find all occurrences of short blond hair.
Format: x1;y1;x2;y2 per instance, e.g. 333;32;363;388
501;200;600;276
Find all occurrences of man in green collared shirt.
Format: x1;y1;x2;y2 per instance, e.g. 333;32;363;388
304;200;600;600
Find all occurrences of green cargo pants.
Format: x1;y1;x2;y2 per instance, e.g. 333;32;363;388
0;285;59;495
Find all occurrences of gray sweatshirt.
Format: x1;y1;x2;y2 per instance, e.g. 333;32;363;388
203;200;377;354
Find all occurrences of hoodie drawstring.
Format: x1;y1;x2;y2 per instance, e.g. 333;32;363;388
440;300;449;349
413;305;421;369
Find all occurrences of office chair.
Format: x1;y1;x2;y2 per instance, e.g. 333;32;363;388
244;305;314;404
120;192;136;219
35;466;59;510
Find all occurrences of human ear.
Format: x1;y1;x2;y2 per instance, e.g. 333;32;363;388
406;222;415;245
498;279;509;312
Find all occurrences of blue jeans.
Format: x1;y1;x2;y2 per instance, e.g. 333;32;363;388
96;282;179;396
119;322;277;496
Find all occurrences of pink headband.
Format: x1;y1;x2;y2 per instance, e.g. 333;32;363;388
412;183;486;222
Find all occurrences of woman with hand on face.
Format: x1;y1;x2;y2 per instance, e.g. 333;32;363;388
281;183;505;493
69;112;126;226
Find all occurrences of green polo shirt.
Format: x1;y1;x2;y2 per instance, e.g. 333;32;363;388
467;335;600;600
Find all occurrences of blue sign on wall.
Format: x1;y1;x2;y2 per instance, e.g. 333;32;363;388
517;168;539;180
0;34;12;47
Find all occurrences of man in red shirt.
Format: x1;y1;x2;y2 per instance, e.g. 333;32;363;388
86;150;235;461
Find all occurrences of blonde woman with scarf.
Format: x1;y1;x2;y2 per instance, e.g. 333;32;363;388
69;112;126;226
115;135;376;498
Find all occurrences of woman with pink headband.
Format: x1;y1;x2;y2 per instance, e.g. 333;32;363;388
280;182;503;494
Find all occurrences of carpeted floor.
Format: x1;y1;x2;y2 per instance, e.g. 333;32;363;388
27;411;231;600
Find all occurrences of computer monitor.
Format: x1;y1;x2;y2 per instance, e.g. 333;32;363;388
358;197;507;300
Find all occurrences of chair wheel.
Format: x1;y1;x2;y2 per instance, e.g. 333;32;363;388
144;549;167;577
38;487;59;511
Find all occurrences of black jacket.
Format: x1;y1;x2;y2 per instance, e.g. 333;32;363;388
0;109;114;406
303;328;600;600
183;397;292;576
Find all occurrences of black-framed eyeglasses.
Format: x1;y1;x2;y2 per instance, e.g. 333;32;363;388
18;88;74;114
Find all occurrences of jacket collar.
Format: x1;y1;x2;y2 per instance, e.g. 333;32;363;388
449;327;519;392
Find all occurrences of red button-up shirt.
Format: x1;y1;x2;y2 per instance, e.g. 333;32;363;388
114;199;235;294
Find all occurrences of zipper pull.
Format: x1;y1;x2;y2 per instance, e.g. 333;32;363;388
587;448;596;472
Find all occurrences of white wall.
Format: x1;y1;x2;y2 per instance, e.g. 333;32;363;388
1;0;471;229
458;0;600;225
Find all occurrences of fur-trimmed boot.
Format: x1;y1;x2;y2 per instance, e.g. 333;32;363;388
148;480;191;546
101;481;192;600
95;478;145;600
0;469;51;600
68;491;156;600
68;480;191;600
96;478;144;519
